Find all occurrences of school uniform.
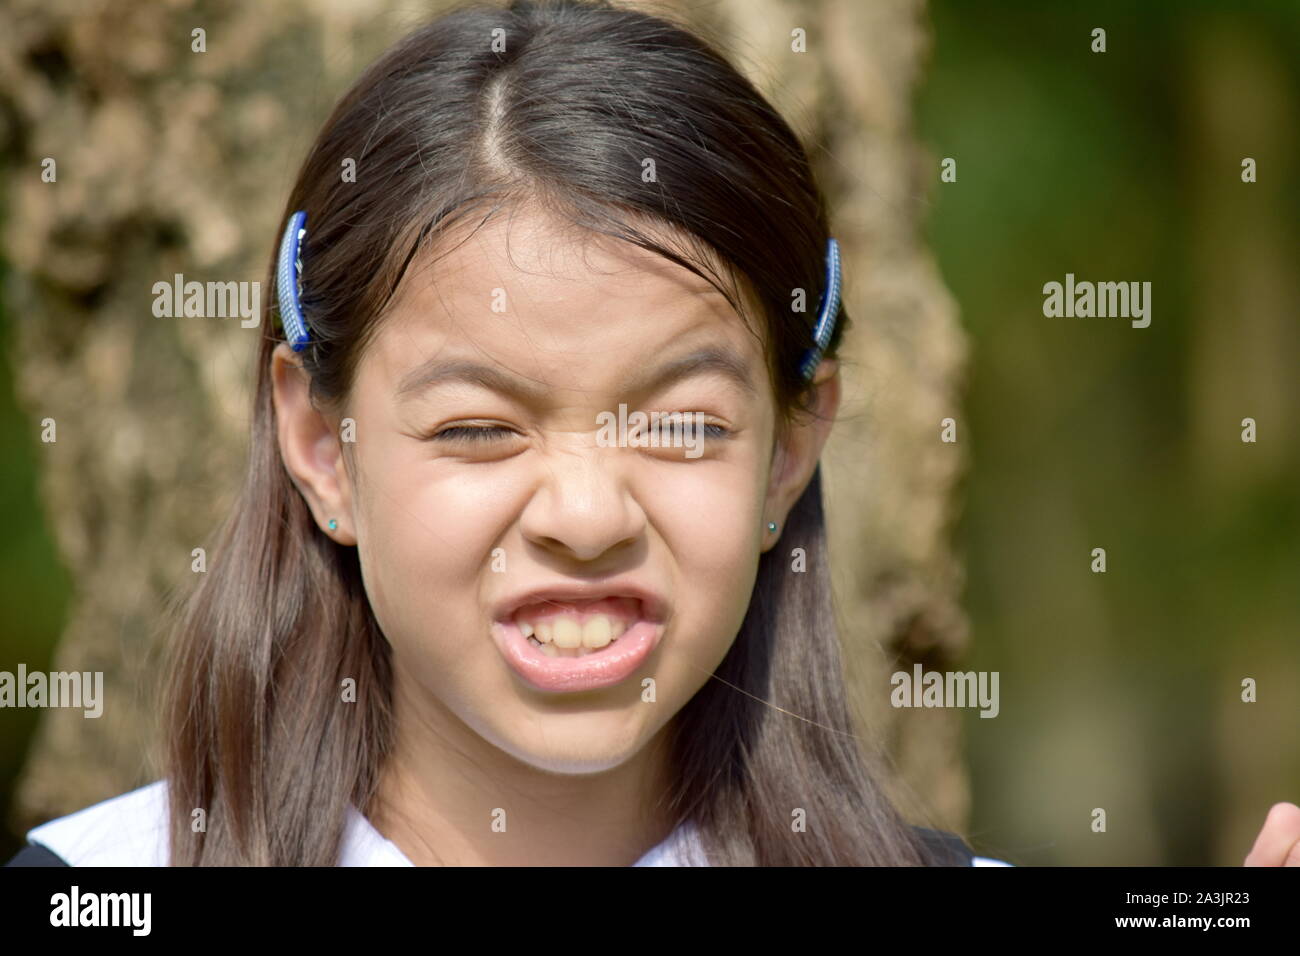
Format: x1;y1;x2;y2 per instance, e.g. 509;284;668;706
3;780;1011;866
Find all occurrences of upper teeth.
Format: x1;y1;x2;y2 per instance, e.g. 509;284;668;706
519;614;629;649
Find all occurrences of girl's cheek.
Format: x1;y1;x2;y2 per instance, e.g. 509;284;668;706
652;470;760;558
356;436;513;552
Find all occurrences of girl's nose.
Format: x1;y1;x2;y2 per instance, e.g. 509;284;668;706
517;449;647;563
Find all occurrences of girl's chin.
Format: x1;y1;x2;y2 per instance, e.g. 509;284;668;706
483;717;656;776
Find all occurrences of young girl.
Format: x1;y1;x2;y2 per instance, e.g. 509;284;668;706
7;0;1296;868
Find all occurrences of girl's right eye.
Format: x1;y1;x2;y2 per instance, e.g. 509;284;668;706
432;424;516;443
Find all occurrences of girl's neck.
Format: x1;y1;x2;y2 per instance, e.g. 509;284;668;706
368;694;677;866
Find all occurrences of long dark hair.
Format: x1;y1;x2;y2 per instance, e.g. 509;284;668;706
163;0;936;865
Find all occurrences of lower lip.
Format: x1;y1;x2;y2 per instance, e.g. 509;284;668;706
491;618;662;693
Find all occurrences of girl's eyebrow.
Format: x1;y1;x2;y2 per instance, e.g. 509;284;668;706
395;346;756;401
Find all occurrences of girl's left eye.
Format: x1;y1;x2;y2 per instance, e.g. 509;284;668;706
639;415;732;441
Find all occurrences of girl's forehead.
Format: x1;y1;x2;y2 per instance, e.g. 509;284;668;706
363;209;764;393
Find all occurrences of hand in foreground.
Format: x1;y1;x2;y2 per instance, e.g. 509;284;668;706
1243;801;1300;866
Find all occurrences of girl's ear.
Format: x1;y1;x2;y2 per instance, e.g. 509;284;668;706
761;359;841;553
270;343;357;545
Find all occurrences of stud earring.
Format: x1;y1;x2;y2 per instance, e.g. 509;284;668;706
327;519;338;532
767;521;778;534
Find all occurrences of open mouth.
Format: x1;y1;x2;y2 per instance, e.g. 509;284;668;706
491;588;667;694
513;596;641;658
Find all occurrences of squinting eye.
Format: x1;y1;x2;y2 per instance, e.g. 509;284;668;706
646;416;731;440
656;422;730;439
433;424;515;443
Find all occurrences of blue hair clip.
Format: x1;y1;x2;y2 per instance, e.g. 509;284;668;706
798;237;842;381
276;209;311;351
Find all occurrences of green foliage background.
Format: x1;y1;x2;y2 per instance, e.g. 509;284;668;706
919;0;1300;864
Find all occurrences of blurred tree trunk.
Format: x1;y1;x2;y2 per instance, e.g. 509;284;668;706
3;0;970;836
0;0;403;834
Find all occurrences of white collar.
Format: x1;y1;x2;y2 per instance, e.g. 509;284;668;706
25;780;703;866
26;780;1008;866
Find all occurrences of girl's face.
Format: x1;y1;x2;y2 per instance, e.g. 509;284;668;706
274;206;836;776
